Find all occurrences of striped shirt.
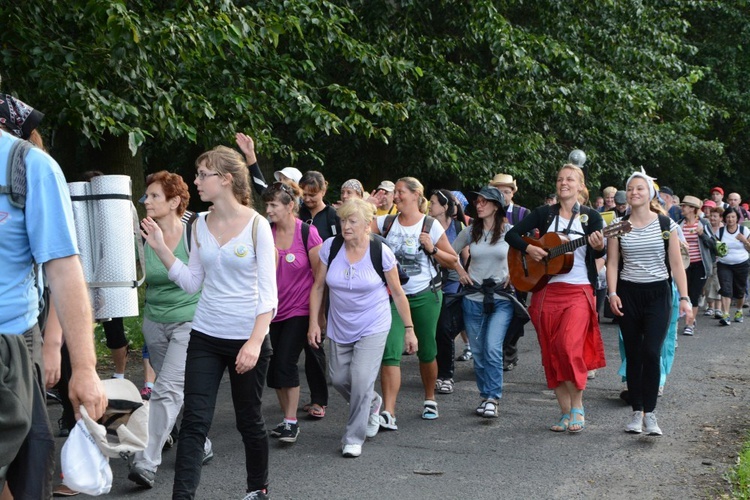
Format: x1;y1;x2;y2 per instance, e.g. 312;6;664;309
682;221;702;263
617;216;678;283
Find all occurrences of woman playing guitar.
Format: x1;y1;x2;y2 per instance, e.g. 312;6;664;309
505;164;606;433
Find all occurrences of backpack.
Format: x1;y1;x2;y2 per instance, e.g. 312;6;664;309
718;224;746;243
382;213;442;295
327;234;409;286
0;138;50;331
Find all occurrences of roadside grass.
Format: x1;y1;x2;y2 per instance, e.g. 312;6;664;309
727;432;750;498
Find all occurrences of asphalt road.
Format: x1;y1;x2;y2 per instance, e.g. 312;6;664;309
50;309;750;499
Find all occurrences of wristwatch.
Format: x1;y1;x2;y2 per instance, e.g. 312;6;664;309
679;296;691;302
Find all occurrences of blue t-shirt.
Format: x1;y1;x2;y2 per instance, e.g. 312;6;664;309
0;132;79;334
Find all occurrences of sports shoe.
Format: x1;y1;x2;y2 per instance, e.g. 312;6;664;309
704;308;714;317
734;311;744;323
128;465;156;488
658;386;664;397
715;310;725;319
682;325;694;336
379;410;398;431
242;489;269;500
482;399;499;418
202;447;214;465
456;348;472;361
366;393;382;438
269;422;285;437
278;422;300;443
625;411;643;434
140;387;152;401
422;400;439;420
587;370;597;379
643;412;662;436
719;314;731;326
342;444;362;458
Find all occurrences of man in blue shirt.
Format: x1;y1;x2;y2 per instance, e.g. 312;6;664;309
0;95;106;498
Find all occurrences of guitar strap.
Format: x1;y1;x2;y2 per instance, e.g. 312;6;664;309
553;202;581;236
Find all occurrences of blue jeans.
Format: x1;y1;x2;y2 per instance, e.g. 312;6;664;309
462;298;513;400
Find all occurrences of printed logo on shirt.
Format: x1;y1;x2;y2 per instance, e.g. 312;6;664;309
388;230;423;277
234;244;249;257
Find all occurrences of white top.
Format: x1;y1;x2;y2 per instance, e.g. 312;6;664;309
546;216;589;285
168;213;278;340
377;215;445;294
718;225;749;265
616;216;678;283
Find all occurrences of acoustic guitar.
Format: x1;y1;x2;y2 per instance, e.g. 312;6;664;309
508;220;632;292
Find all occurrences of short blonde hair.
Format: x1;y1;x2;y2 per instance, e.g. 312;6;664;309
602;186;617;198
336;198;375;226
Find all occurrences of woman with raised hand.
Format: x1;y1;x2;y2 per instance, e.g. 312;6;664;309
308;198;414;457
141;146;277;500
506;164;606;433
371;177;459;428
607;170;692;436
453;187;524;418
262;180;322;443
715;207;750;326
128;171;210;489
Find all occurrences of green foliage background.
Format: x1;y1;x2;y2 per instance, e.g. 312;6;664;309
1;0;749;209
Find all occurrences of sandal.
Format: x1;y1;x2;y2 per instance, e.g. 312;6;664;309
550;413;570;432
482;399;499;418
568;407;585;433
437;378;454;394
476;399;488;416
422;400;439;420
307;404;326;419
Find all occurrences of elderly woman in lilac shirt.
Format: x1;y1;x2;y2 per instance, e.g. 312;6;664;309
308;198;415;458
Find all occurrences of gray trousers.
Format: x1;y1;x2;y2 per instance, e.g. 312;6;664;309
328;331;388;446
134;319;210;471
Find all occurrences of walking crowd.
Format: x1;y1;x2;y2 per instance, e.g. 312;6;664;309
1;92;748;500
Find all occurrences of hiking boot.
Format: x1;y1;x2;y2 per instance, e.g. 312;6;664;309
643;412;662;436
625;411;643;434
128;465;156;488
278;422;300;443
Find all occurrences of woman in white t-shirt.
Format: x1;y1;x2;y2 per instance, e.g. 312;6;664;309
141;145;277;500
370;177;459;429
607;170;691;437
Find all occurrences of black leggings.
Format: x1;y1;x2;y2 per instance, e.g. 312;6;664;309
618;280;671;413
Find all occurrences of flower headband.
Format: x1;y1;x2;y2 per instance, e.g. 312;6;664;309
625;167;656;200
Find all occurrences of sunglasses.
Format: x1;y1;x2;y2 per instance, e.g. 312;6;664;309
273;181;295;198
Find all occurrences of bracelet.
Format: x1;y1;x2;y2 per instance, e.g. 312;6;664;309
429;246;438;256
404;326;414;330
608;292;617;298
679;297;691;302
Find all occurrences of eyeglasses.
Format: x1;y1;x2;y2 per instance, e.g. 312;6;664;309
195;171;220;180
475;197;489;206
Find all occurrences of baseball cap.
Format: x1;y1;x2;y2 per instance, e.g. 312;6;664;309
273;167;303;184
614;190;627;204
376;180;395;192
710;186;724;196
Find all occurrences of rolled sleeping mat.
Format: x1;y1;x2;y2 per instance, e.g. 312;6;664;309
68;182;96;307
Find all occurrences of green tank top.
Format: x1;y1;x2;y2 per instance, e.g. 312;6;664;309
143;226;200;323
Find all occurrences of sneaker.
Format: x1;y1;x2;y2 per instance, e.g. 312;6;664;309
734;311;744;323
482;399;499;418
128;465;156;488
202;447;214;465
366;393;382;438
704;308;714;317
658;386;664;397
625;411;643;434
682;325;694;336
379;410;398;431
140;387;152;401
719;314;731;326
587;369;597;379
476;399;488;415
715;310;725;319
342;444;362;458
242;489;269;500
422;400;439;420
456;348;472;361
643;412;663;436
278;422;300;443
269;421;285;438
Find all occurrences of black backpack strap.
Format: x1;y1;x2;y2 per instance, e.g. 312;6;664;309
301;221;310;255
328;234;345;266
657;214;672;277
184;211;198;252
369;235;386;284
381;214;398;238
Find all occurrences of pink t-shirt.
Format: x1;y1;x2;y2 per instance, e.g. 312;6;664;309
273;219;322;322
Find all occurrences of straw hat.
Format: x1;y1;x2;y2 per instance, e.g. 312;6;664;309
489;173;517;192
680;195;702;209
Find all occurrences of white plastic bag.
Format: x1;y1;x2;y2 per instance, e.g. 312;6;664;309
61;418;112;496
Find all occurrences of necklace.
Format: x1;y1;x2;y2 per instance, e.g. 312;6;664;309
483;225;494;242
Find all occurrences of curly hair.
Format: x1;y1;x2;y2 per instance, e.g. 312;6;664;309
195;146;252;207
146;170;190;216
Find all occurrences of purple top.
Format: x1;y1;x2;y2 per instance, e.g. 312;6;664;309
320;237;396;343
273;219;323;322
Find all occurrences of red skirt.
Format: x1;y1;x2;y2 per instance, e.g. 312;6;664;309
529;282;606;390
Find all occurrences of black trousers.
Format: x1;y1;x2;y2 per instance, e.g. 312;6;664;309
435;294;464;379
618;280;671;413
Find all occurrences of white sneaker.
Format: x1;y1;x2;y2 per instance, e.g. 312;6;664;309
366;393;382;438
643;412;662;436
342;444;362;458
625;411;643;434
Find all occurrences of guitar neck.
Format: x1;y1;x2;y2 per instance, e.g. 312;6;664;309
548;236;587;259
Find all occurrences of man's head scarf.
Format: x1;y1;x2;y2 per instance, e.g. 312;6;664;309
0;95;44;139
